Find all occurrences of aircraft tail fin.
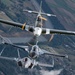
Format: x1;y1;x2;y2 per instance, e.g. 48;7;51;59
39;1;42;14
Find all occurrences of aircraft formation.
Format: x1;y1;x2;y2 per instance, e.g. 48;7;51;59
0;1;75;69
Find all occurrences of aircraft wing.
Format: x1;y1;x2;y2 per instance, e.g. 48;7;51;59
0;19;23;27
41;49;68;58
23;10;39;14
3;42;29;53
0;56;17;61
0;18;32;30
42;28;75;35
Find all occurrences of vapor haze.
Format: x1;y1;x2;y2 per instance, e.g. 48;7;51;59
40;69;63;75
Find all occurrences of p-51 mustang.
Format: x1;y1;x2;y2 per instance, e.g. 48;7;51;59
0;1;75;39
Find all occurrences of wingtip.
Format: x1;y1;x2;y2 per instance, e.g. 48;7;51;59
65;54;68;59
51;14;56;17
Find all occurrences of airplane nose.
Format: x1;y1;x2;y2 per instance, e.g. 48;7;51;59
29;52;37;58
18;61;22;67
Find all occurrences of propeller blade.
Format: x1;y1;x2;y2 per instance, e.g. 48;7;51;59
27;35;38;46
22;23;26;30
39;16;47;21
49;34;54;42
38;63;54;67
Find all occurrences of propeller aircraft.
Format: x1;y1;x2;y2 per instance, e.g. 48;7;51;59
0;1;75;39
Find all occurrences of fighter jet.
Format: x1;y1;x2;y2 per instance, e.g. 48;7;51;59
0;35;68;70
0;35;55;69
0;48;54;69
0;35;68;69
0;35;68;59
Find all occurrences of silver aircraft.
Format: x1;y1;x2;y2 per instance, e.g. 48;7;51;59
0;35;68;69
0;48;54;69
0;35;55;69
4;42;68;59
0;35;68;59
0;1;75;38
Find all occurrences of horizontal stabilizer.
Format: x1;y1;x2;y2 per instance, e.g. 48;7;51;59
38;62;54;67
0;56;18;61
41;49;68;58
23;10;56;17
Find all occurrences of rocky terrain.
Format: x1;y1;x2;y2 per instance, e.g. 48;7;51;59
0;0;75;75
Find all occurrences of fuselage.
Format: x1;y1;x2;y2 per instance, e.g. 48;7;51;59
29;45;43;59
25;2;47;37
35;15;43;27
33;10;43;36
33;27;42;36
17;57;37;69
27;15;43;37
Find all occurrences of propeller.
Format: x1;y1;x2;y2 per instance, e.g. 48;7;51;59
39;16;47;21
27;35;38;46
49;34;54;42
22;22;26;30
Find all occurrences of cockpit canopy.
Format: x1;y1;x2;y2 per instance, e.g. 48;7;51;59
32;45;39;52
37;16;41;21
